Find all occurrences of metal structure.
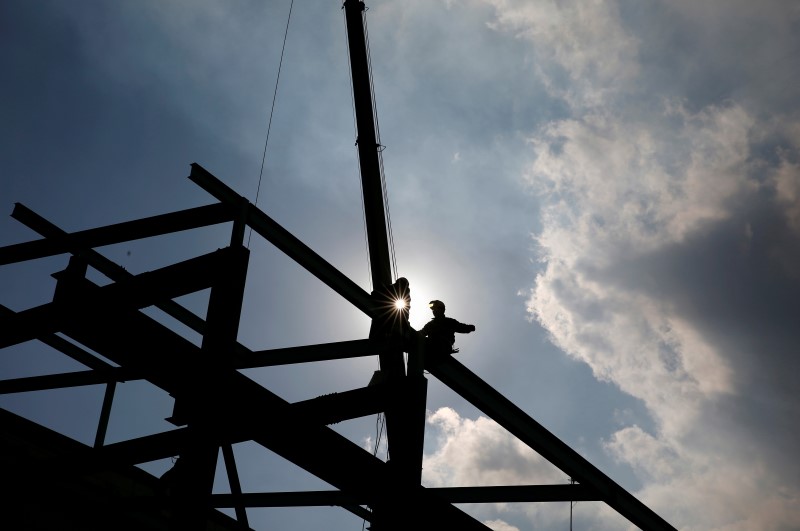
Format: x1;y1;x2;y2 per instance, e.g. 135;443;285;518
0;1;676;529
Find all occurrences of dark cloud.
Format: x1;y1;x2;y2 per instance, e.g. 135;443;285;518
596;185;800;482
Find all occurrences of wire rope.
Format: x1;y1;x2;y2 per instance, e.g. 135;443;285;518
248;0;295;248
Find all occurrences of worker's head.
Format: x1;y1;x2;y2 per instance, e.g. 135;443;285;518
428;300;445;317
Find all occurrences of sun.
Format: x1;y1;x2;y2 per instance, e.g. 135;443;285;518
394;298;407;310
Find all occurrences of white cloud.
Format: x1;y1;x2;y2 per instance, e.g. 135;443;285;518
522;89;800;531
481;0;638;108
605;425;800;531
482;519;520;531
423;407;564;488
448;0;800;529
772;154;800;234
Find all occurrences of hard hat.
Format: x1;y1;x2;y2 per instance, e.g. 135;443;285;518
428;300;445;311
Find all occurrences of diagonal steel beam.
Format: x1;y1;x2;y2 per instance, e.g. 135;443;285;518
428;357;677;531
0;202;232;266
189;163;375;317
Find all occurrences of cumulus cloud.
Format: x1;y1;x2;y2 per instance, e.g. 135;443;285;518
482;0;639;107
482;519;520;531
423;407;564;488
444;0;800;528
423;407;581;528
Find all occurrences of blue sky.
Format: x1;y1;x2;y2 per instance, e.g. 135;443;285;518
2;1;799;529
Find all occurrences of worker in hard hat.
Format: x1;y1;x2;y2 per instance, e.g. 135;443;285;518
420;300;475;358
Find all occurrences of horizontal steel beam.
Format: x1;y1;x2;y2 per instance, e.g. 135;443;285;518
57;248;227;311
291;384;387;425
10;204;209;336
0;368;132;394
428;358;676;531
99;428;190;465
0;304;115;372
0;303;65;350
429;485;597;503
189;163;374;317
210;490;364;508
237;338;388;368
0;250;227;350
0;202;231;266
207;484;597;508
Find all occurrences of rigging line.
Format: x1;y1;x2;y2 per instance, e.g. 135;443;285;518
363;410;385;531
247;0;296;248
378;150;398;280
362;8;399;280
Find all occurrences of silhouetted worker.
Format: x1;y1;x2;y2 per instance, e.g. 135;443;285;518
370;277;411;342
391;277;411;333
420;300;475;359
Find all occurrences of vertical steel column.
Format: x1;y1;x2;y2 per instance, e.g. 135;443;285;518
222;443;249;527
171;245;250;529
343;3;427;529
94;381;116;448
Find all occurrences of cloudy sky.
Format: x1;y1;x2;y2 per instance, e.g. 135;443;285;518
2;1;799;529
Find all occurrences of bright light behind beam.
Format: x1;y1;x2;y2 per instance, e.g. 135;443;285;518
394;298;407;311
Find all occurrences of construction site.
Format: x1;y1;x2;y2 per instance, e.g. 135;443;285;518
0;1;677;530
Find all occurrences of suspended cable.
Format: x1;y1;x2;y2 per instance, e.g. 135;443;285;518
248;0;295;248
569;477;578;530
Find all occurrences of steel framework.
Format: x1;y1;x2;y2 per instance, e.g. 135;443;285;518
0;1;676;529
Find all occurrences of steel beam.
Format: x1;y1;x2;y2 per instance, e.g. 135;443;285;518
429;485;598;503
221;444;249;527
237;338;389;368
189;163;375;316
0;368;130;394
11;203;209;336
94;381;116;448
53;248;226;311
98;428;190;465
169;245;250;528
0;250;225;350
291;384;388;425
210;490;366;509
0;304;116;372
207;484;598;507
429;357;677;531
0;202;231;266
